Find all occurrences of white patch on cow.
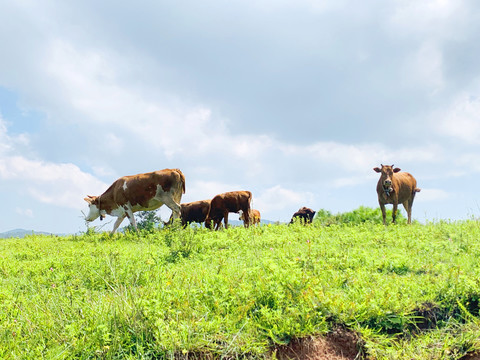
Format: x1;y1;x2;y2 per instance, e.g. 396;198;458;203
85;204;100;221
155;184;166;198
155;184;181;219
111;206;125;218
123;180;128;191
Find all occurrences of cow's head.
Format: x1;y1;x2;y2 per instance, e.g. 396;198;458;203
373;164;401;189
204;217;213;229
83;195;106;221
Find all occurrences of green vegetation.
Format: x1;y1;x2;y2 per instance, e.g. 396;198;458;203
315;206;407;225
125;210;163;233
1;209;480;359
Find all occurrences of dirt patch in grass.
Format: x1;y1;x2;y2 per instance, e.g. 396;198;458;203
412;301;443;331
460;352;480;360
272;327;364;360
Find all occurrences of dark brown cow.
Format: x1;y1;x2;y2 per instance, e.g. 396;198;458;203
205;190;252;230
240;209;261;226
290;207;316;224
178;200;211;227
84;168;185;234
374;164;420;224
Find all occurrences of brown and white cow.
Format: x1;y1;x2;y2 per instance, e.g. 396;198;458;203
177;200;211;227
373;164;420;224
240;209;261;226
205;190;252;230
289;207;316;225
84;168;185;234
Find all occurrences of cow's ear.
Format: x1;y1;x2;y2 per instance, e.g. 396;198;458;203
393;168;401;173
373;167;381;173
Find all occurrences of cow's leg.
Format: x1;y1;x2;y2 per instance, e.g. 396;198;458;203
111;214;127;234
124;205;138;232
224;212;229;229
243;209;250;228
392;203;398;224
162;196;182;221
404;200;412;224
379;202;387;225
215;218;222;231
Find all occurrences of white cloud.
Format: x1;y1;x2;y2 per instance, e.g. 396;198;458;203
406;42;444;94
255;185;315;214
0;116;30;154
416;188;450;202
390;0;464;39
16;207;33;218
332;175;374;188
0;155;107;209
437;93;480;144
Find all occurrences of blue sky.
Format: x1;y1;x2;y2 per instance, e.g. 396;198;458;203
1;0;480;233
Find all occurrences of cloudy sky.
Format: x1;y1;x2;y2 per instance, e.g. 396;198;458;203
1;0;480;233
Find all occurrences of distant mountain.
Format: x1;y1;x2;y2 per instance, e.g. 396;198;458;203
0;229;53;239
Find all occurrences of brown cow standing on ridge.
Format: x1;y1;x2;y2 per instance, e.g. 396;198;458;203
84;169;185;234
240;209;261;226
177;200;211;227
374;164;420;225
290;207;316;224
205;191;252;230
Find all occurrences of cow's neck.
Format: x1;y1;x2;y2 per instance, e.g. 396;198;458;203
383;185;393;198
98;195;105;220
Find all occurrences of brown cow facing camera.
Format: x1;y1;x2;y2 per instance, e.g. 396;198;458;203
374;164;421;224
205;190;252;230
290;207;316;225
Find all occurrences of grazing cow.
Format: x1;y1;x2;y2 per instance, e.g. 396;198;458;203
373;164;421;224
177;200;211;227
240;209;261;226
290;207;316;224
84;168;185;234
205;191;252;230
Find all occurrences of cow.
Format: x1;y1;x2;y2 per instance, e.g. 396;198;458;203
240;209;261;226
373;164;421;225
205;191;252;230
176;200;211;227
84;168;186;234
290;207;316;225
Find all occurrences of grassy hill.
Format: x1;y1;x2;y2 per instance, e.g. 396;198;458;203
1;218;480;359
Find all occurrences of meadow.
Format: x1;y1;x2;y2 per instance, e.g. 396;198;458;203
1;210;480;359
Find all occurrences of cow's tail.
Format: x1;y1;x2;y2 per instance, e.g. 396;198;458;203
244;191;253;227
412;187;421;200
174;168;186;194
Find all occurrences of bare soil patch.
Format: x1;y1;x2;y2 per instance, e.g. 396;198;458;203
272;327;364;360
461;352;480;360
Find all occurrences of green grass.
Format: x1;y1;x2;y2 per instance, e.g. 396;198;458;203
1;220;480;359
